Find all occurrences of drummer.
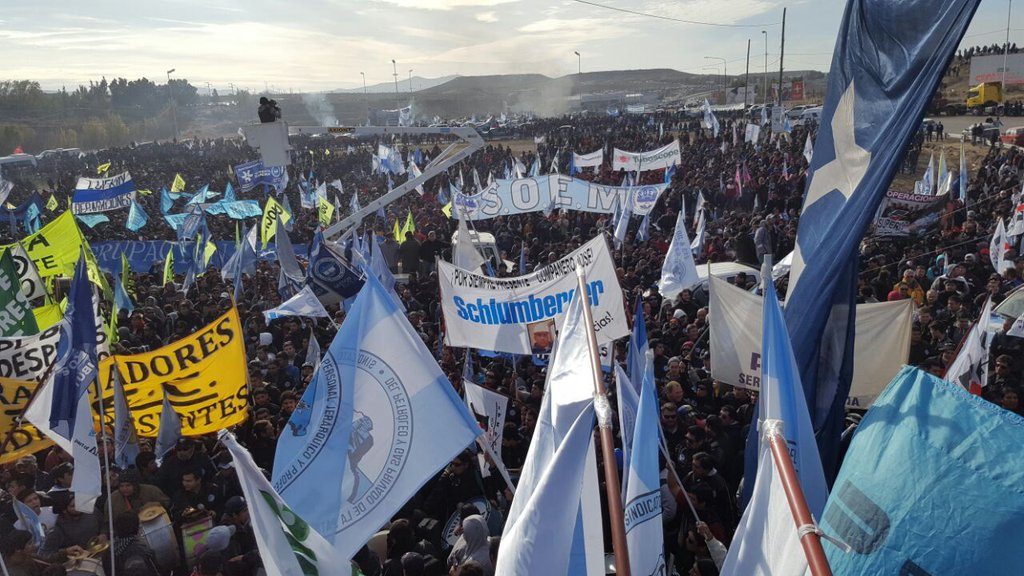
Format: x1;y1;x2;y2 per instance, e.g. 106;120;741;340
37;491;106;564
1;529;48;576
105;468;170;523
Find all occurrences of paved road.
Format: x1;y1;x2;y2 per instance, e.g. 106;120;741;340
927;115;1024;139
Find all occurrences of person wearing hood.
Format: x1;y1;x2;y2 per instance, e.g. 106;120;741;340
105;468;170;524
447;515;493;576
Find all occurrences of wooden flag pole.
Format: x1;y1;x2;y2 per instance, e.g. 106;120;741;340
576;267;631;576
764;419;832;576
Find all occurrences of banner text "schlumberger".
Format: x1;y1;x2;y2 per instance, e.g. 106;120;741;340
453;281;604;324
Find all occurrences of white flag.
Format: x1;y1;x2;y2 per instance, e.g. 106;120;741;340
1007;312;1024;338
946;298;992;394
220;430;344;576
453;210;487;272
658;207;699;300
990;218;1012;273
803;133;814;163
264;285;330;323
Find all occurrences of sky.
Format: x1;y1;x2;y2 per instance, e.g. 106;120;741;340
1;0;1019;93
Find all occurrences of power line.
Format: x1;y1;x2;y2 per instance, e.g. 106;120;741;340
570;0;780;28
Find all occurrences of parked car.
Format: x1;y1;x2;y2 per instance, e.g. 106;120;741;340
1000;126;1024;147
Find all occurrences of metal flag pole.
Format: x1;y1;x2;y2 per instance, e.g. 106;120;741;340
576;267;631;576
763;419;832;576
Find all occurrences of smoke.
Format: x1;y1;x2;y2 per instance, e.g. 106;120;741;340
509;76;573;118
302;92;339;127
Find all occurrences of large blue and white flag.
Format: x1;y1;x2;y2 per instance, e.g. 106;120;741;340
499;289;605;576
126;197;148;232
221;430;345;576
264;285;330;323
111;369;140;470
273;274;479;559
658;206;699;300
701;99;720;137
24;256;102;512
494;402;596;576
780;0;981;481
72;171;135;214
623;360;665;576
821;366;1024;573
723;269;827;575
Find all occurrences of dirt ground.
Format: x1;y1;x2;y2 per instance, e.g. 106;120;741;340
891;138;992;193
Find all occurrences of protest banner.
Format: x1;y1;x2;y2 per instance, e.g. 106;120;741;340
611;140;681;171
0;377;53;465
572;149;604;170
105;307;248;436
872;190;946;237
0;211;107;291
708;277;913;408
439;235;628;354
0;250;37;337
261;197;290;246
452;175;666;221
234;159;287;192
72;171;136;214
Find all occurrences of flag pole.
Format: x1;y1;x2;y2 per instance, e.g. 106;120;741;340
764;419;832;576
94;377;118;576
575;267;631;576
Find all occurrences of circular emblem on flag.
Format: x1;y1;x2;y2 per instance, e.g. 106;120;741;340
441;497;490;550
633;185;660;213
312;258;342;282
269;166;284;178
339;351;413;529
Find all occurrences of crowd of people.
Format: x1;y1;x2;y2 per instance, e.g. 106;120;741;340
1;102;1022;576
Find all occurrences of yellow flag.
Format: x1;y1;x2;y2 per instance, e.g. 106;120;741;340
97;162;111;175
136;189;153;196
162;249;174;285
325;149;331;156
32;302;62;330
401;210;416;238
393;219;403;242
203;240;217;267
171;173;186;193
261;196;291;246
0;211;109;295
0;377;54;464
317;196;334;227
45;194;58;211
441;200;453;218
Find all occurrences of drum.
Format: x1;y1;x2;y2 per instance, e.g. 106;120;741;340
181;514;215;568
64;557;106;576
138;504;179;571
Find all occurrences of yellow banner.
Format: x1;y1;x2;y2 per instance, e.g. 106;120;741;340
101;307;249;437
317;196;334;226
261;196;291;247
0;211;108;293
0;377;54;465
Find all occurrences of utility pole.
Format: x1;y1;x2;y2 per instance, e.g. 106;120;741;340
392;59;399;112
575;51;582;108
778;8;787;107
762;31;769;106
361;72;368;125
745;39;751;108
1002;0;1013;104
166;68;178;141
408;69;413;93
705;57;727;104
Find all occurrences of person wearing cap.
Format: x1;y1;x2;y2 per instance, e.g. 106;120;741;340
220;495;257;559
155;437;217;496
105;468;169;525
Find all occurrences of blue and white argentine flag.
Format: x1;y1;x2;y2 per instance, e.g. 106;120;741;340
779;0;981;478
72;171;135;214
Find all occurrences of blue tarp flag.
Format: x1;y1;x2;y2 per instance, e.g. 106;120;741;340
160;187;173;214
126;197;148;232
48;255;98;439
163;212;187;231
185;184;209;206
233;159;287;192
114;274;134;315
203;199;262;219
821;366;1024;573
623;357;665;576
306;231;364;303
766;0;982;485
273;273;479;558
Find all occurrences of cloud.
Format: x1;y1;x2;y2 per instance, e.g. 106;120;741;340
372;0;517;10
475;11;498;22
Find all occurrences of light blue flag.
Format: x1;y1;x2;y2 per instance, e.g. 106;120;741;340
154;389;182;465
75;213;109;229
821;366;1024;573
494;401;596;576
13;499;45;547
126;197;148;232
626;298;650;396
959;141;968;201
186;184;209;206
111;369;140;470
160;187;173;214
282;193;295;232
635;212;651;242
623;361;665;576
760;270;828;516
163;212;187;231
614;363;638;499
369;233;403;310
114;274;134;315
223;182;236;202
23;200;41;233
273;273;479;558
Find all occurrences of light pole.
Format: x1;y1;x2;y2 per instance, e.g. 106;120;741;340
166;68;179;141
360;72;368;125
704;56;727;104
574;50;582;107
408;69;414;93
762;31;769;106
1002;0;1013;108
391;59;399;111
